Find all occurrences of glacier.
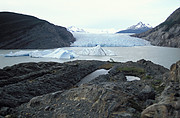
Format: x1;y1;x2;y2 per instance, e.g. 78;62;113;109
5;48;78;59
71;32;151;47
79;45;116;56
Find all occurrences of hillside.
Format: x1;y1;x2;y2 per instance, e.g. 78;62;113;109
132;8;180;48
0;12;75;49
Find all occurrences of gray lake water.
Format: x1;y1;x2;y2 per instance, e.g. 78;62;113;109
0;46;180;69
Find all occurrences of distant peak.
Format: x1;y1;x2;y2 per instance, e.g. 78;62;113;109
138;21;143;24
127;22;152;30
67;26;86;33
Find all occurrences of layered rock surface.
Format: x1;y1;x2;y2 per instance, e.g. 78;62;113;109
0;60;179;118
0;60;104;109
0;60;169;118
132;7;180;48
0;12;75;49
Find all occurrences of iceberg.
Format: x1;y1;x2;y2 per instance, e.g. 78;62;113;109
5;48;78;59
5;51;37;57
79;45;116;56
29;50;52;58
41;48;78;59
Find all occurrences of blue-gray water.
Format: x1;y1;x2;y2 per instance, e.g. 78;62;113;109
0;46;180;69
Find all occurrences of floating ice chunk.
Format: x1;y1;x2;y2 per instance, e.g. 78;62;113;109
5;51;37;57
42;48;78;59
30;50;52;58
5;48;78;59
79;45;116;56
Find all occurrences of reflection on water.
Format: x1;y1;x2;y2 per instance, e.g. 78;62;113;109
126;76;141;81
76;69;109;86
0;46;180;69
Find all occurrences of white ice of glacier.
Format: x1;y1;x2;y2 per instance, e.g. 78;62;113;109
79;45;116;56
71;32;151;47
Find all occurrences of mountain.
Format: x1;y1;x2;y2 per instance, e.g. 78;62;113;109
132;7;180;48
117;22;152;34
67;26;86;33
0;12;75;49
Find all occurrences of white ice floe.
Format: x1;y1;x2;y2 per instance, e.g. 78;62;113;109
79;45;116;56
5;48;78;59
29;50;52;58
41;48;78;59
71;32;151;47
5;50;36;57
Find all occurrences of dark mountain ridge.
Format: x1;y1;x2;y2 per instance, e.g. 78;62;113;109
0;12;75;49
132;7;180;48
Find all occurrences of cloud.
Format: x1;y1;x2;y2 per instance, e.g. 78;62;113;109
0;0;179;29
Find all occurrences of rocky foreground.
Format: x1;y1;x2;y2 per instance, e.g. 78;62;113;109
0;12;75;49
132;7;180;48
0;59;179;118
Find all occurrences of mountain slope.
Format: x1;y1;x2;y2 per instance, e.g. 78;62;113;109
117;22;152;34
0;12;75;49
132;8;180;48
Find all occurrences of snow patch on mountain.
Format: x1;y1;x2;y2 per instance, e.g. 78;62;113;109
67;26;86;33
117;22;152;34
127;22;152;30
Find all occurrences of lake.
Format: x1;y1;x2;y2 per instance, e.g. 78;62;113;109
0;46;180;69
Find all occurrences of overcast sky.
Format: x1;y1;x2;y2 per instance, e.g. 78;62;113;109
0;0;179;29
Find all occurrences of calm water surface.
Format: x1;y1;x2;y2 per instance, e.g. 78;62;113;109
0;46;180;69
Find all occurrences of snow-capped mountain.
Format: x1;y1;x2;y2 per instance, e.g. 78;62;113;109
117;22;152;34
127;22;152;30
67;26;86;33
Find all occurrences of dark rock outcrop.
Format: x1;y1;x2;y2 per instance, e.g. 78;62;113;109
141;60;180;118
0;60;105;110
0;59;170;118
132;7;180;48
1;59;179;118
0;12;75;49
